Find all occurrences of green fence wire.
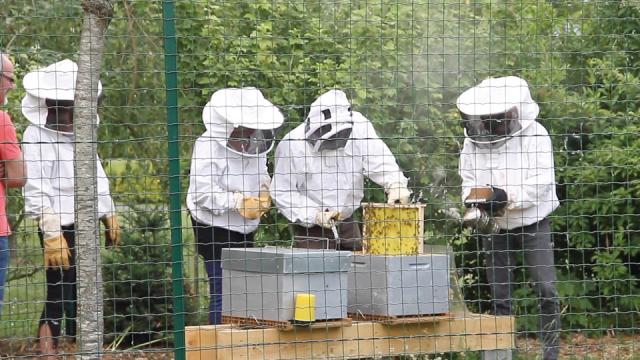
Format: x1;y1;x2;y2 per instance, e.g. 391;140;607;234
1;1;639;359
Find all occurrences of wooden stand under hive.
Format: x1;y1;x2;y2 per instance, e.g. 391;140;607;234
362;202;426;255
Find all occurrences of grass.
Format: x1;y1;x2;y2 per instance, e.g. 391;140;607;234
1;220;45;339
0;210;212;340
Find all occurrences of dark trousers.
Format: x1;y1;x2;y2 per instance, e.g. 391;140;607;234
191;217;254;325
292;217;362;251
484;217;560;360
38;225;77;342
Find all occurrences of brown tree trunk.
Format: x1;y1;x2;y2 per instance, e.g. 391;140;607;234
73;1;113;359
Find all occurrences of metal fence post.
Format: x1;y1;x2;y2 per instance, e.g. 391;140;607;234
161;1;185;359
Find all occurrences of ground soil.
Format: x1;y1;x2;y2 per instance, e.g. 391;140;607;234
517;332;639;359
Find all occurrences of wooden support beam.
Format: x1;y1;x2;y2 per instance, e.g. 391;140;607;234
186;313;515;360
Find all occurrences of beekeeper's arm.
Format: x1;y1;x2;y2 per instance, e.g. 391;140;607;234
357;116;410;204
258;158;272;213
97;155;120;247
505;131;556;210
189;142;239;214
22;137;70;269
459;139;478;203
270;140;324;227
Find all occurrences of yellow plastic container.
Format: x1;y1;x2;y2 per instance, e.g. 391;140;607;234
362;203;426;255
293;293;316;323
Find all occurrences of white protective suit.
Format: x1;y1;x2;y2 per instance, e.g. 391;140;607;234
271;90;408;227
22;126;115;226
21;59;115;227
458;76;559;230
186;88;283;233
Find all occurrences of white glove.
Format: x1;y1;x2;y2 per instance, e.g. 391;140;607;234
39;208;62;240
386;183;411;204
315;210;340;229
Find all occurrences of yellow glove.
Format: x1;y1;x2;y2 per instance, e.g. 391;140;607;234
43;235;71;270
235;194;263;220
101;215;121;247
258;185;272;213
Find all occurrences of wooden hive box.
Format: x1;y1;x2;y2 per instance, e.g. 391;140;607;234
362;203;426;255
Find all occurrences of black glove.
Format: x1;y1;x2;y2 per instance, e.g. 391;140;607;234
480;186;508;216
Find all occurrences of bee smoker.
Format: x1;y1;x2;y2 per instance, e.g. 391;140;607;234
462;187;501;235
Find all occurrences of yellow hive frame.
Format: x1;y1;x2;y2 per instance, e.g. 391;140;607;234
361;202;426;255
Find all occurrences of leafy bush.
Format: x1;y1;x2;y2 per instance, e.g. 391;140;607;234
103;206;195;348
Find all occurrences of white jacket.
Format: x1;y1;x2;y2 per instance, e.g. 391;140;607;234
22;125;116;226
459;121;559;230
186;134;270;234
271;112;408;226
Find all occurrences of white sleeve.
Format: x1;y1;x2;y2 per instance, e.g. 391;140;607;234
189;140;237;214
260;157;271;188
22;131;55;219
506;132;557;211
458;139;477;203
97;154;116;218
357;118;408;190
270;139;322;227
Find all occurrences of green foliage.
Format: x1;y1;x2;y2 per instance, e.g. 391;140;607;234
0;0;639;337
105;159;167;205
103;207;196;347
450;0;640;332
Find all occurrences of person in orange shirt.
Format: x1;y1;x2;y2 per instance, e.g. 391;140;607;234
0;52;26;317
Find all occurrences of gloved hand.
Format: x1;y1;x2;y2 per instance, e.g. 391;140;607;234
234;193;265;220
101;214;121;247
44;235;71;269
386;182;411;204
258;184;272;213
315;210;340;229
480;186;508;216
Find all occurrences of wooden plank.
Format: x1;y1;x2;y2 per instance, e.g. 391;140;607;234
222;315;352;331
186;313;515;359
185;324;232;360
281;318;353;331
349;312;450;325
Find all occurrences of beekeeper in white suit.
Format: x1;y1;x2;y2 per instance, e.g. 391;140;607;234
457;76;560;360
271;89;410;250
186;87;283;325
21;59;120;356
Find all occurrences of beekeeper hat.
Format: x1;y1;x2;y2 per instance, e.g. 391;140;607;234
304;89;354;151
202;87;284;135
21;59;102;129
456;76;539;131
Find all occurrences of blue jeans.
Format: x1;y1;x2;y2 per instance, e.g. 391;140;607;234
0;236;9;317
191;217;254;325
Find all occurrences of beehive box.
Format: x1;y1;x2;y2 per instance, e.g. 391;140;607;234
221;247;352;322
348;253;450;316
362;203;426;255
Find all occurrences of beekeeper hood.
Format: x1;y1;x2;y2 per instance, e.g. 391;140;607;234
305;89;354;152
456;76;539;147
202;87;284;156
21;59;102;133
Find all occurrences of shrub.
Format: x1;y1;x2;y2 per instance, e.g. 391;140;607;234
103;206;195;348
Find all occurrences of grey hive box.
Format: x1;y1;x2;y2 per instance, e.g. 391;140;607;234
348;254;450;316
222;247;352;322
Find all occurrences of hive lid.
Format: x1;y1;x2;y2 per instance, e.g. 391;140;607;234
221;246;352;273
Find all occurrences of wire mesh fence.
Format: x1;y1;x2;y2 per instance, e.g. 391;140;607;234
1;0;639;359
